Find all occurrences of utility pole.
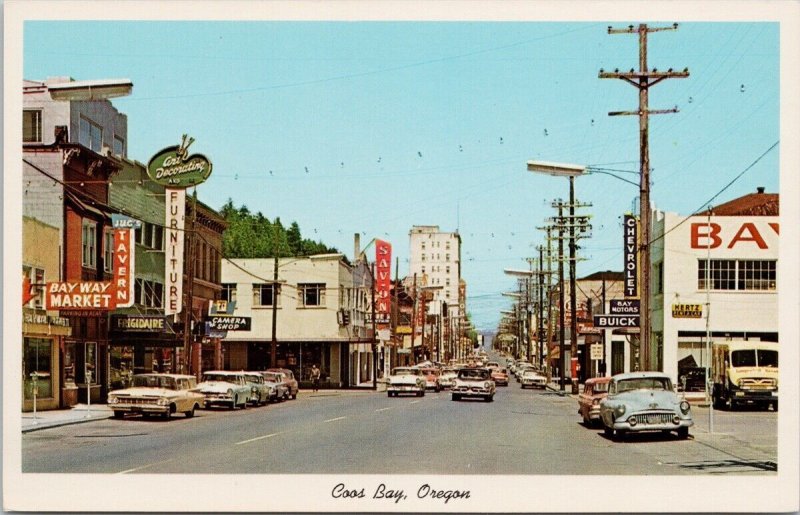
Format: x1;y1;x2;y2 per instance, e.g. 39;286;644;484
600;23;689;372
410;273;417;361
371;262;377;390
270;256;278;368
557;203;566;391
182;187;198;377
537;249;545;369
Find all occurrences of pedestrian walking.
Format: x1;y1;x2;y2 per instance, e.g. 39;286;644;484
311;364;321;392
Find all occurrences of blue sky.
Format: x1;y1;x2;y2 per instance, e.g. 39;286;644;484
23;20;780;331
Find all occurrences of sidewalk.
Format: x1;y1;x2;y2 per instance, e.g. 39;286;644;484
22;404;113;433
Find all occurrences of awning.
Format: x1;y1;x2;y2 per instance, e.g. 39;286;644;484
64;189;111;220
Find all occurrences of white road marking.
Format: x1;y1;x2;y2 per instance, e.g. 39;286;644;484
324;416;347;423
375;407;392;412
410;400;421;404
235;432;281;445
117;459;174;474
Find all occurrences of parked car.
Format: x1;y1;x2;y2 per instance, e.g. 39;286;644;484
266;368;299;399
107;373;205;420
419;367;442;392
387;367;426;397
490;367;509;386
486;361;500;370
438;368;459;390
260;371;289;402
678;367;707;393
243;372;271;406
520;369;547;389
451;367;496;402
194;371;252;409
577;377;611;426
516;364;536;381
599;372;693;440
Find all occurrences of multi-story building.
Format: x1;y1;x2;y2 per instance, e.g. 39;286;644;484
220;252;375;388
651;188;778;385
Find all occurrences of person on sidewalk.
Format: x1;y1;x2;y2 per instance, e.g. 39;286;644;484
310;364;321;392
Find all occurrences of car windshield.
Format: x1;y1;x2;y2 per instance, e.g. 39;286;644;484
616;377;671;392
203;373;236;382
392;368;421;376
459;369;490;380
245;376;263;384
262;373;281;382
731;350;756;367
757;350;778;368
131;375;177;390
591;382;609;393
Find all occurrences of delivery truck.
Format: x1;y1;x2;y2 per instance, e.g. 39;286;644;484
711;341;778;411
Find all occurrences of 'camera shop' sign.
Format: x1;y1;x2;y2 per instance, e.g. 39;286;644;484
208;316;251;331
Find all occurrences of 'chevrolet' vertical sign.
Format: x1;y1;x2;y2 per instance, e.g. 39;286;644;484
623;214;639;298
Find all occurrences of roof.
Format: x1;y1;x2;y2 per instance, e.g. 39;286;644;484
611;371;671;381
703;189;779;216
580;270;624;282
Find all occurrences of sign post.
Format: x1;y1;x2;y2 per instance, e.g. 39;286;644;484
85;370;92;419
30;372;39;425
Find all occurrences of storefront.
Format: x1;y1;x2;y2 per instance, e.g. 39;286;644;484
22;309;71;411
231;340;343;387
108;314;181;389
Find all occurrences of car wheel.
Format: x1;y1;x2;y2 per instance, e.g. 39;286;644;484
486;395;494;402
612;429;625;442
603;425;613;437
677;426;690;439
185;405;196;418
291;392;297;400
452;394;461;401
725;396;735;411
112;411;124;419
772;401;778;412
161;410;171;420
231;396;238;409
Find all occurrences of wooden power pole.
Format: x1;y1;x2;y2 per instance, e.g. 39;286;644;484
600;23;688;372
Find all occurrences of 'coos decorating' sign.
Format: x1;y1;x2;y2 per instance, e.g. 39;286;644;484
147;134;212;188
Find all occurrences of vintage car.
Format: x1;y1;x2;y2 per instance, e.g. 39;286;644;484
438;368;459;390
243;372;271;406
266;368;299;399
260;371;289;402
387;367;426;397
577;376;611;426
490;367;509;386
451;367;495;402
599;372;693;440
520;369;547;389
107;373;204;419
419;367;442;392
194;371;252;409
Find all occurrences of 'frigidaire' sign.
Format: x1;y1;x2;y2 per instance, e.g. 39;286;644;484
147;134;212;188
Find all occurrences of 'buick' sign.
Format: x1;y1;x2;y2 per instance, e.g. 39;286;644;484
209;316;251;331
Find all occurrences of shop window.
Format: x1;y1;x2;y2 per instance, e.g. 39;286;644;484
64;341;76;385
24;337;53;399
446;253;450;262
104;228;114;273
299;283;326;307
79;116;103;152
23;109;43;143
253;283;279;307
85;342;97;384
698;259;736;290
82;219;97;269
222;283;237;303
698;259;777;291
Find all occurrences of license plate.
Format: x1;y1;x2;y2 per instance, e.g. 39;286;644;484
771;391;778;397
647;415;660;424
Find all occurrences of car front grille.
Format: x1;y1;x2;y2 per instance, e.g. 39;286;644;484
740;378;777;390
116;397;157;405
632;412;676;425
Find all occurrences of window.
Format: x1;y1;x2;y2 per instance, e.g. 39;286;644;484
446;266;450;274
698;259;777;291
23;110;43;143
135;222;164;250
24;338;53;399
446;241;451;250
82;220;97;268
421;243;426;250
253;284;279;307
446;278;451;287
421;253;426;262
104;228;114;273
79;116;103;152
134;279;163;308
113;135;125;156
654;261;664;295
221;283;237;303
421;266;426;274
23;265;45;308
299;283;326;307
446;254;450;262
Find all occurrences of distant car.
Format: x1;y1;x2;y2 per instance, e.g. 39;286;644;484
486;361;500;370
419;367;442;392
599;372;693;440
438;368;459;390
260;371;289;402
451;367;495;402
266;368;298;399
516;364;536;381
678;367;707;392
195;371;252;409
107;373;204;420
491;368;509;386
243;372;270;406
387;367;426;397
520;369;547;389
577;377;611;426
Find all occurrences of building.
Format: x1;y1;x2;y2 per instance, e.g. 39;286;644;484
220;253;374;388
651;188;779;385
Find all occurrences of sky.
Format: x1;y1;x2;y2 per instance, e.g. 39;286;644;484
22;17;781;332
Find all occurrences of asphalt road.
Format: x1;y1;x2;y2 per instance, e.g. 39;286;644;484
22;363;777;475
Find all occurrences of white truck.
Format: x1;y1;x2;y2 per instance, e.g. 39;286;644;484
711;341;778;411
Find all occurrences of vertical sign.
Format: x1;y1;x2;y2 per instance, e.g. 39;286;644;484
375;239;392;327
165;188;186;315
111;214;141;308
623;214;639;298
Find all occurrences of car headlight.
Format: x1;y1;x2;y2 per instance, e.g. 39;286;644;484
680;401;690;414
157;397;169;406
627;416;637;426
592;399;599;405
107;396;118;404
614;405;626;417
227;389;233;397
484;382;490;388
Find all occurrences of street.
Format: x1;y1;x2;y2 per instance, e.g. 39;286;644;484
23;371;777;476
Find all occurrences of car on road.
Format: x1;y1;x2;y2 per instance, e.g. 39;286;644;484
520;369;547;389
266;368;299;399
438;367;459;390
577;376;611;426
243;372;271;406
194;371;252;409
387;367;426;397
491;367;509;386
419;367;442;392
451;367;496;402
107;373;204;420
599;372;693;440
260;371;289;402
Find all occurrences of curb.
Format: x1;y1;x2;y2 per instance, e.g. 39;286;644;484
22;413;113;434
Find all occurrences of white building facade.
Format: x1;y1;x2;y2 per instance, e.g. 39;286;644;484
650;192;779;385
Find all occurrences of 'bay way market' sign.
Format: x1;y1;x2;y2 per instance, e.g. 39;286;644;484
147;135;213;316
